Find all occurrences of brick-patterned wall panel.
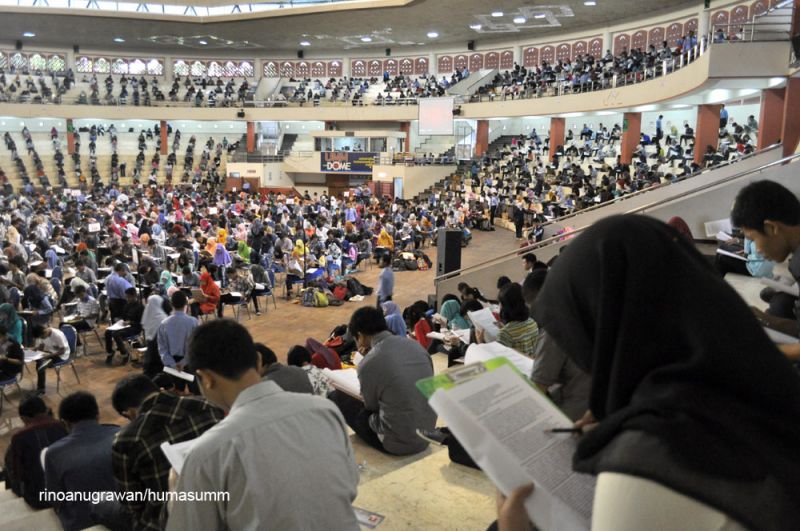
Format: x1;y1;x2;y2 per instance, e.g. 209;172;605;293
684;18;698;34
485;51;500;69
415;57;429;75
280;61;294;77
751;0;769;16
589;38;603;58
351;60;366;77
540;45;555;64
295;61;310;77
730;4;750;26
469;53;484;71
711;9;730;31
384;59;398;75
556;43;572;62
264;61;279;77
649;27;666;46
666;22;683;46
572;41;587;57
500;51;514;69
398;58;413;75
328;60;342;77
368;59;383;76
311;61;326;78
438;55;452;73
632;30;648;51
522;48;537;67
454;54;468;70
614;34;630;55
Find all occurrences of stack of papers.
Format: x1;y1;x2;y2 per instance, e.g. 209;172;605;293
464;342;533;376
164;366;195;382
467;308;501;342
107;320;128;331
322;368;362;399
160;438;199;474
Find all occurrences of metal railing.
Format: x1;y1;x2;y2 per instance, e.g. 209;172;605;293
435;147;800;283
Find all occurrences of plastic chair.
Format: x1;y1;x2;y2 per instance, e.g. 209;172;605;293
0;372;22;413
53;324;80;393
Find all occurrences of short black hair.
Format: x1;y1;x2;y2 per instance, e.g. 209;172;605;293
59;391;99;423
522;269;548;301
349;306;388;337
255;343;277;367
171;290;188;309
19;394;48;418
379;254;391;267
188;319;257;379
205;264;218;276
125;287;138;297
31;324;47;338
731;180;800;232
460;299;483;317
73;284;87;294
152;372;177;391
182;266;191;275
114;263;127;273
287;345;311;367
111;374;158;415
498;283;530;323
497;276;512;290
522;253;538;264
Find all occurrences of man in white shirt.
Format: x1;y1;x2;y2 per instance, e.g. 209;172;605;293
166;320;359;531
31;324;70;395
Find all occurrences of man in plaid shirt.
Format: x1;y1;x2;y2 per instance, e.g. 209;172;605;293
111;374;223;531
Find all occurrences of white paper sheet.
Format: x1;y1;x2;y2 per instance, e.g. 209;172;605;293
160;438;199;475
322;368;362;400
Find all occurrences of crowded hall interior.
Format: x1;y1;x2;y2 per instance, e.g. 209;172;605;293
0;0;800;529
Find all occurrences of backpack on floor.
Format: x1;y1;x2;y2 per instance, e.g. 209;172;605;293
301;289;316;307
314;290;329;307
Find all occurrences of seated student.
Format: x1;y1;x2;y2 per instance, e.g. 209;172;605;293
286;345;334;397
4;395;67;508
31;324;70;395
66;284;100;333
731;180;800;361
45;392;119;531
217;266;257;318
0;323;24;381
381;301;407;336
110;375;223;531
104;287;144;366
714;236;774;279
330;307;436;455
497;215;800;531
484;283;539;358
180;265;200;288
256;342;313;394
522;270;591;422
190;264;220;318
166;320;360;530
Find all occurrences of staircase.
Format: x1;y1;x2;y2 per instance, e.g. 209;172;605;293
749;0;793;41
0;481;105;531
279;134;298;153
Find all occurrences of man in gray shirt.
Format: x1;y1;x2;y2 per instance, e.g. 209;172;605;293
331;307;437;455
167;319;359;531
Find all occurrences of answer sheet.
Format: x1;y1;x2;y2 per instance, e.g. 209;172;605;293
428;363;594;531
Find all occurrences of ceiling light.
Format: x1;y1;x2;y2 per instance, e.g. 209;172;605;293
360;36;372;42
22;32;35;38
427;31;439;38
114;37;125;43
300;40;311;46
470;24;482;30
671;104;690;108
491;11;503;17
534;13;546;19
513;16;526;24
584;1;597;5
198;40;208;45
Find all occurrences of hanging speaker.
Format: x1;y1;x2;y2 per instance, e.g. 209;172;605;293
297;50;304;59
73;44;80;54
15;41;22;50
385;48;391;56
468;40;475;51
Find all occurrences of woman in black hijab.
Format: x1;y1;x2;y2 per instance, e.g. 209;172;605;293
498;215;800;531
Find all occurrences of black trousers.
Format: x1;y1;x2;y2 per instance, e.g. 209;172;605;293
329;390;386;453
108;298;126;321
715;254;750;277
143;338;163;378
105;326;139;354
489;206;497;225
217;293;242;317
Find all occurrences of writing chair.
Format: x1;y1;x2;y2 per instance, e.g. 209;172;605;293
0;372;22;413
52;324;80;393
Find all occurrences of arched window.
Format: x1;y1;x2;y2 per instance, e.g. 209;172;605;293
351;60;365;77
384;59;397;75
454;55;468;70
146;59;163;75
295;61;309;77
111;58;129;74
0;52;7;71
208;61;224;77
368;60;382;76
632;31;647;51
173;60;189;76
499;51;514;69
48;55;66;73
223;61;238;77
311;61;326;77
414;57;428;75
190;61;207;77
328;60;342;77
29;54;46;72
469;53;484;71
129;59;146;75
589;38;603;58
280;62;294;77
264;61;279;77
239;61;254;77
399;58;413;75
522;48;537;67
11;53;28;71
76;56;93;73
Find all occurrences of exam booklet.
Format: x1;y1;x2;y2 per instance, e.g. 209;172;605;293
417;358;594;531
466;308;501;342
323;368;362;399
160;438;199;474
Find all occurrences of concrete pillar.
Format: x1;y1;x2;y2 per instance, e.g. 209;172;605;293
757;88;786;150
160;120;168;155
246;121;255;153
602;30;612;55
620;112;642;164
782;78;800;157
475;119;489;156
694;104;722;165
399;122;411;152
66;118;75;155
698;1;710;40
549;117;565;163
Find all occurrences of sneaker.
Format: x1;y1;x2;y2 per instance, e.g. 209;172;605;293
105;355;113;366
416;427;450;446
38;359;53;371
256;311;262;316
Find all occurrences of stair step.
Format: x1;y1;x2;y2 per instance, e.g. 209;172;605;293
4;507;62;531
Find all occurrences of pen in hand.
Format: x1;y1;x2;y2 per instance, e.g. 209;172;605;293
545;427;583;434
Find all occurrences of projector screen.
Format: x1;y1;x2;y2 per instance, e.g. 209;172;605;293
418;97;455;136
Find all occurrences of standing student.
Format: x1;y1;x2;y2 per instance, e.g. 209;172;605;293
496;215;800;531
166;320;359;531
376;254;394;307
157;291;198;374
106;263;133;321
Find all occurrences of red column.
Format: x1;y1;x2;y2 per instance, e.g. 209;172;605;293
160;120;168;155
399;122;411;152
693;104;722;166
246;121;255;153
620;112;642;165
549;117;565;163
475;119;489;157
757;88;785;151
782;78;800;157
66;118;75;155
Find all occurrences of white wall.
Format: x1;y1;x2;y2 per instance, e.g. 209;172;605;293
373;164;456;199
